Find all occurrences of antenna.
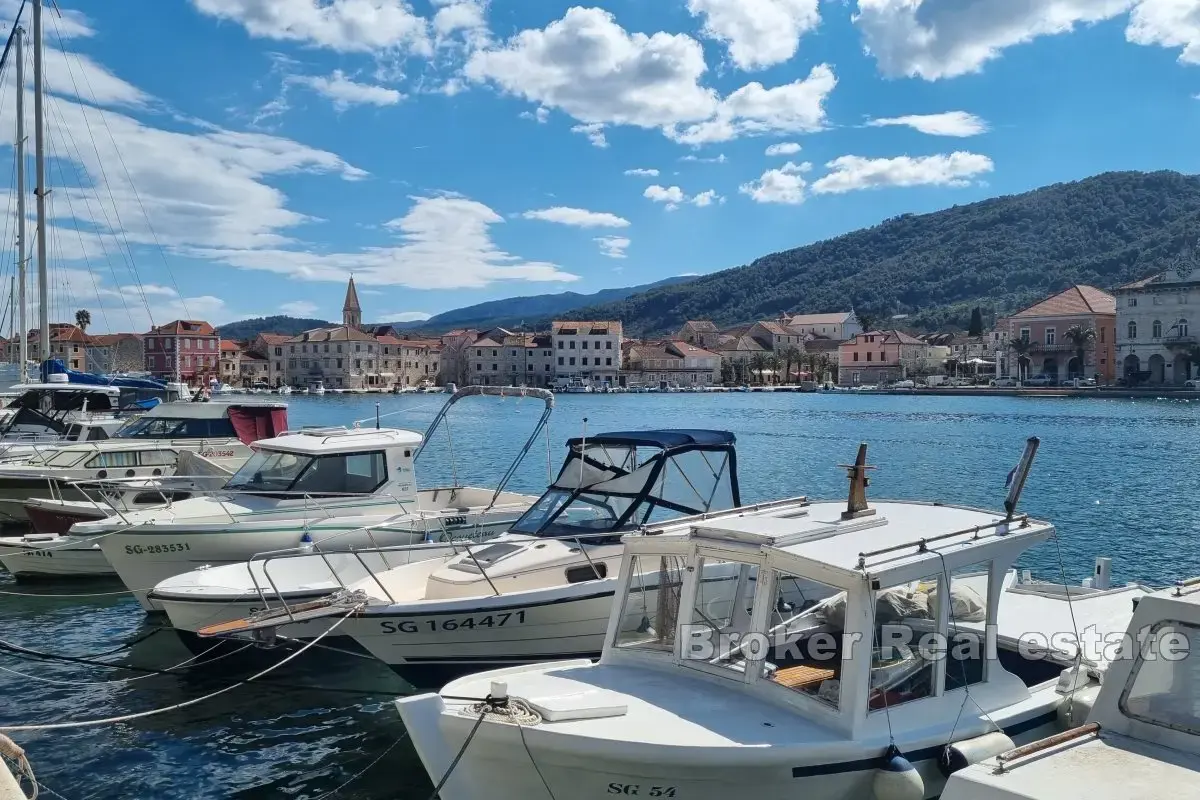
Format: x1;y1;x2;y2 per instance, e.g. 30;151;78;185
840;442;876;520
1004;436;1040;522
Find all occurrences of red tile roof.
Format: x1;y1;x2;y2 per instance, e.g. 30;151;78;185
147;320;217;336
1011;285;1116;318
220;339;241;353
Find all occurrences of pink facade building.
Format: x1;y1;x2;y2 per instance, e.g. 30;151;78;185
998;285;1116;383
837;330;930;385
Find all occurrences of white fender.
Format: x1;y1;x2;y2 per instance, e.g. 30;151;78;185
873;746;924;800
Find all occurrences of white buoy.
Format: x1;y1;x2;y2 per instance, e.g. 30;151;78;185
298;531;314;554
873;745;924;800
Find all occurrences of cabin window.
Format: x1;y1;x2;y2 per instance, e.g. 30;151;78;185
86;451;139;469
1120;620;1200;735
868;572;943;710
138;450;179;467
116;417;237;439
45;451;89;468
942;561;991;691
736;570;847;709
614;554;687;653
682;556;761;680
565;563;607;584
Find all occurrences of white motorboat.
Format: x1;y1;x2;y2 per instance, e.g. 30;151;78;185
309;381;326;396
277;385;293;395
0;400;285;526
0;381;131;457
393;439;1141;800
941;580;1200;800
84;386;552;611
195;429;746;685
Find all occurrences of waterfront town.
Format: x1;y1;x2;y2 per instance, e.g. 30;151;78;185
1;268;1198;393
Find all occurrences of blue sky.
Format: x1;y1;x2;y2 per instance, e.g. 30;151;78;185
2;0;1199;333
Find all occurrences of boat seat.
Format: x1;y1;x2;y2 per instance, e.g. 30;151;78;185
771;664;835;690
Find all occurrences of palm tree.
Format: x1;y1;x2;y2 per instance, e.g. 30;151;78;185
780;345;801;384
1063;325;1096;380
75;309;91;332
749;352;767;385
1008;337;1033;380
765;353;782;385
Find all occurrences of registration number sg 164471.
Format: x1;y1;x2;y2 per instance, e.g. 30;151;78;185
380;609;526;634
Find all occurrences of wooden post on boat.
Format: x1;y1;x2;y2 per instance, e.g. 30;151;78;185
841;442;876;520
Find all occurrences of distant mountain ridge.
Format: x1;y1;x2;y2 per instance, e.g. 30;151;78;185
563;170;1200;335
385;276;696;332
218;277;698;341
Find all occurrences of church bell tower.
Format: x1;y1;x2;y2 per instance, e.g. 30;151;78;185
343;276;362;330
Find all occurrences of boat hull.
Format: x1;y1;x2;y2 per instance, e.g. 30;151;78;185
397;687;1061;800
348;586;617;686
0;535;115;577
24;500;106;534
104;517;519;612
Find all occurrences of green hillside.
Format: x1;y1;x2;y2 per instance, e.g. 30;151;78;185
568;170;1200;334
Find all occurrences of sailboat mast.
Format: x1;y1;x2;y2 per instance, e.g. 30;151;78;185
31;0;48;362
14;25;27;382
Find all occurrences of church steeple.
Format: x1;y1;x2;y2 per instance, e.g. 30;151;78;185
343;276;362;329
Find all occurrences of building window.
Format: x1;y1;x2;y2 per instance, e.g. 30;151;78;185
569;357;576;366
853;352;859;362
492;364;498;371
1180;319;1190;337
476;363;482;371
476;349;482;356
606;358;612;366
1128;321;1137;340
1128;297;1138;307
1099;328;1105;343
557;357;564;366
1153;320;1163;338
1045;328;1056;346
866;352;873;362
544;364;550;372
336;359;342;368
557;341;563;350
606;341;613;350
581;357;588;366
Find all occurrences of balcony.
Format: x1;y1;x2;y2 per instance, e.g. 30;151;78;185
1026;342;1076;353
1162;335;1198;347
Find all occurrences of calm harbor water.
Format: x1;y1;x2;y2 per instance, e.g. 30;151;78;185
3;391;1199;798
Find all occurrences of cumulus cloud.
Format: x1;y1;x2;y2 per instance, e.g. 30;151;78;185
644;185;722;210
765;142;802;156
739;161;811;204
688;0;821;70
811;152;994;194
866;111;988;136
519;106;550;123
571;122;608;148
681;153;727;163
291;70;405;110
521;207;631;228
594;235;631;258
624;168;660;177
464;8;837;146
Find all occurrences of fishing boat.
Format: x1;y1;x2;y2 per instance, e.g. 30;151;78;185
85;386;553;611
0;400;284;525
392;439;1143;800
194;429;745;685
941;580;1200;800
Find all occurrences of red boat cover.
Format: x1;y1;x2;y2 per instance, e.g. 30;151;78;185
228;405;288;445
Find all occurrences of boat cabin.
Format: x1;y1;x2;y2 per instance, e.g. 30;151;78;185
0;383;127;444
223;426;421;500
606;498;1057;740
112;401;286;443
942;581;1200;799
507;429;740;544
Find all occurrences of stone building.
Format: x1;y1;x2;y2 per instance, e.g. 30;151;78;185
1115;248;1200;385
84;333;144;374
837;330;933;386
551;321;622;387
624;341;721;388
998;285;1116;383
144;320;220;382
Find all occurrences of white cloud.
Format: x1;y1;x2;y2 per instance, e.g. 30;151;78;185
765;142;802;156
189;0;432;54
432;0;488;41
521;207;630;228
739;161;811;204
465;7;716;128
681;153;727;163
464;8;838;146
571;122;608;148
691;189;725;207
1127;0;1200;64
594;235;631;258
866;111;988;136
195;195;580;289
667;64;837;145
379;310;433;322
811;152;994;194
290;70;405;110
519;106;550;123
624;168;660;177
279;300;320;317
645;184;687;210
42;48;150;108
688;0;821;70
852;0;1134;80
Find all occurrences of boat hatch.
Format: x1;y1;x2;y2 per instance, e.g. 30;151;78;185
507;429;741;543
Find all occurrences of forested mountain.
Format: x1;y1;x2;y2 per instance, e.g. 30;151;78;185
218;315;329;340
566;171;1200;335
386;276;695;332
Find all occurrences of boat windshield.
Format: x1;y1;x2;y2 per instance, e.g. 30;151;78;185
509;437;738;541
224;448;388;496
115;416;237;439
